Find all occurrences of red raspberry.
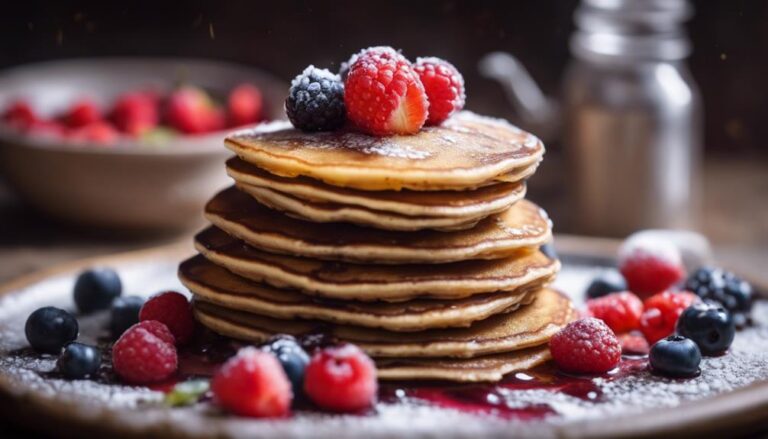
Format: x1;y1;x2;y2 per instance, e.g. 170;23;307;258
227;83;263;127
413;57;465;125
304;344;377;412
110;92;159;136
550;318;621;374
166;87;224;134
68;121;119;145
640;290;699;344
618;332;650;355
139;291;195;345
586;291;643;333
131;320;176;344
211;347;292;418
618;236;685;297
112;321;177;384
344;47;428;136
63;99;101;128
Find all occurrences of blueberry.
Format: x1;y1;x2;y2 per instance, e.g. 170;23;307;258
262;335;309;395
649;335;701;378
25;307;79;354
540;242;558;260
57;342;101;379
676;301;735;356
110;296;145;338
684;267;753;315
585;270;627;299
74;267;122;314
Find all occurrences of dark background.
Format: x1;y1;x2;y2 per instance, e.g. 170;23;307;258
0;0;766;156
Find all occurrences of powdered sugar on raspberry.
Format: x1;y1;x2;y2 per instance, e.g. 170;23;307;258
618;234;682;267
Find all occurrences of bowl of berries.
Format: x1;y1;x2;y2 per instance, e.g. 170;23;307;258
0;58;287;231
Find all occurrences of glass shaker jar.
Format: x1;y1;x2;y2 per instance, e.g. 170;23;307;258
564;0;702;236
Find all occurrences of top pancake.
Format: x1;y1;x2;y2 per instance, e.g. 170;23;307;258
225;111;544;191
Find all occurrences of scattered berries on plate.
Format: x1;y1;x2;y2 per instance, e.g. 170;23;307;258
73;267;123;314
684;267;753;319
57;342;101;379
677;301;735;356
550;318;621;374
2;100;37;130
413;57;465;125
586;291;643;333
618;236;685;297
304;344;377;412
285;66;346;132
166;87;224;134
63;99;101;128
110;91;159;136
110;295;146;338
212;347;292;418
24;306;79;354
649;335;701;378
344;47;428;136
585;270;627;299
640;290;699;344
262;335;310;397
139;291;195;345
227;83;263;127
112;321;177;384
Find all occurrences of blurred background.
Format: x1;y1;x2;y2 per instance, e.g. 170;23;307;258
0;0;765;282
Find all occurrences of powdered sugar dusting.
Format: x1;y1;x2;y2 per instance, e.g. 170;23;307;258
1;255;767;437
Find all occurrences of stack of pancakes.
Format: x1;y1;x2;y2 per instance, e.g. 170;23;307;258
182;111;574;382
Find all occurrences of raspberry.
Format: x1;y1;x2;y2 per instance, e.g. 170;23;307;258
285;66;346;132
344;47;428;136
304;344;377;412
586;291;643;333
63;99;101;128
165;87;224;134
339;46;401;80
640;290;699;344
68;121;119;145
211;347;292;418
227;83;263;127
413;57;465;125
110;92;159;136
139;291;195;345
550;318;621;374
112;321;177;384
618;332;650;355
618;235;685;297
2;100;37;130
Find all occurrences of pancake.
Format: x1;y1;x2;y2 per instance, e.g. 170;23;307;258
192;288;573;358
225;111;544;191
375;346;551;382
195;227;561;301
226;157;530;218
205;187;552;264
236;182;486;231
180;255;551;332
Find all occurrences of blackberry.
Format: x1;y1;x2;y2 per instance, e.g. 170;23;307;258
285;66;345;132
585;269;627;299
684;267;752;317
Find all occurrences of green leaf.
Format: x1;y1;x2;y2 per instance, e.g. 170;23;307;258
164;379;210;407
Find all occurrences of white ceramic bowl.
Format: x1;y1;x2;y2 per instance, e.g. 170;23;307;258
0;58;287;231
